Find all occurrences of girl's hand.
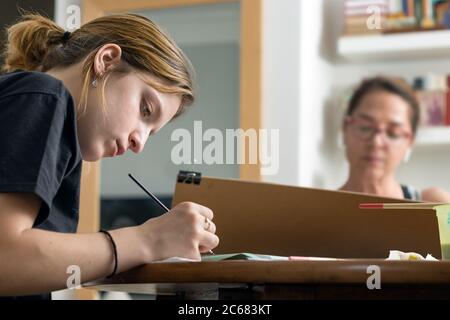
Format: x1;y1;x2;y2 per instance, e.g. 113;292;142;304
137;202;219;262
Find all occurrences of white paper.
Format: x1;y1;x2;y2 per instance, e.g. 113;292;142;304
386;250;438;261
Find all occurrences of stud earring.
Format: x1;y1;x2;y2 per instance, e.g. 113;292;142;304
92;73;103;88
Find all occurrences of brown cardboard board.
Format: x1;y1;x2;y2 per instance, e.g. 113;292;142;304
172;175;441;259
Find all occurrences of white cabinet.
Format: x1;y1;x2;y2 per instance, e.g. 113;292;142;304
416;127;450;146
338;30;450;62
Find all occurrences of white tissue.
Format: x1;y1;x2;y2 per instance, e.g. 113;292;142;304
386;250;438;261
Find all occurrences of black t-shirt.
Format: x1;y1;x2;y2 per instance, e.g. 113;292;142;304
0;70;82;300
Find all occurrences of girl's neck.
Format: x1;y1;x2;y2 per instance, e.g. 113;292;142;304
340;170;404;199
46;63;83;111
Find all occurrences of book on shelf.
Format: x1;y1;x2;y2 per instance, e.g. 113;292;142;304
417;90;446;126
343;0;450;36
344;0;388;35
413;74;449;127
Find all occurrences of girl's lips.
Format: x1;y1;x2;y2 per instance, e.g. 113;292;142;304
363;156;383;163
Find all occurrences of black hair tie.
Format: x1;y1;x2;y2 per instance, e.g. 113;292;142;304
62;31;71;44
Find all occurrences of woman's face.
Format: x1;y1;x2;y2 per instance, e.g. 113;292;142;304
343;90;414;179
77;71;181;161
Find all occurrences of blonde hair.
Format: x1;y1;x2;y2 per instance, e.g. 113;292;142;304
2;13;195;117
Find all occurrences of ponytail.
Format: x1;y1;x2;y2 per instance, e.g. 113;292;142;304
3;14;66;72
2;12;195;115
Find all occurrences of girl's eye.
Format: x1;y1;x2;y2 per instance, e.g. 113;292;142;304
141;101;152;118
356;125;373;133
387;131;402;140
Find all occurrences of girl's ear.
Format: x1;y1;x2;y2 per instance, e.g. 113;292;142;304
93;43;122;76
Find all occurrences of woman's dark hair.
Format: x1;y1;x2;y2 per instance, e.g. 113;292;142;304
346;76;420;135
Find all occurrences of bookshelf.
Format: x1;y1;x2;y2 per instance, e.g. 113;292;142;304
338;29;450;62
415;126;450;146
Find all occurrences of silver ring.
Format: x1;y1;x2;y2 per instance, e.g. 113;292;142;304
204;217;211;231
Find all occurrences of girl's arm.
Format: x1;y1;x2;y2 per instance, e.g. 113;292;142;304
0;193;218;296
421;187;450;202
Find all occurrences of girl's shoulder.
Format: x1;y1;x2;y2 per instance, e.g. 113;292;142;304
0;70;68;101
0;70;78;142
421;187;450;203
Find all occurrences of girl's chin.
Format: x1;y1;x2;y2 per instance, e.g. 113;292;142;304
360;167;386;179
80;147;103;162
81;155;101;162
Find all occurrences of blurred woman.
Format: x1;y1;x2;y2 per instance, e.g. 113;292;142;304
340;76;450;201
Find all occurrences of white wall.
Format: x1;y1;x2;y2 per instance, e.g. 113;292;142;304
297;0;335;187
261;0;301;185
261;0;335;187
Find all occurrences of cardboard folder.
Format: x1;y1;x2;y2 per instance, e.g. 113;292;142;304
172;171;442;259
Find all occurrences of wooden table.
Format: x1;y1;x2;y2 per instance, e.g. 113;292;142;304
87;260;450;299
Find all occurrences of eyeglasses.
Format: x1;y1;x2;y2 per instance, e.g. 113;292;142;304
345;116;412;145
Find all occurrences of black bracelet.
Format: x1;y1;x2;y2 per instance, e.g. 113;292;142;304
99;230;118;278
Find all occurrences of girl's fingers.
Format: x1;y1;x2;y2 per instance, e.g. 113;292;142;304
197;214;216;234
199;233;219;253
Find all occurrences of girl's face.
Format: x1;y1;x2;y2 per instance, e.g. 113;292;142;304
343;90;414;180
77;71;181;161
